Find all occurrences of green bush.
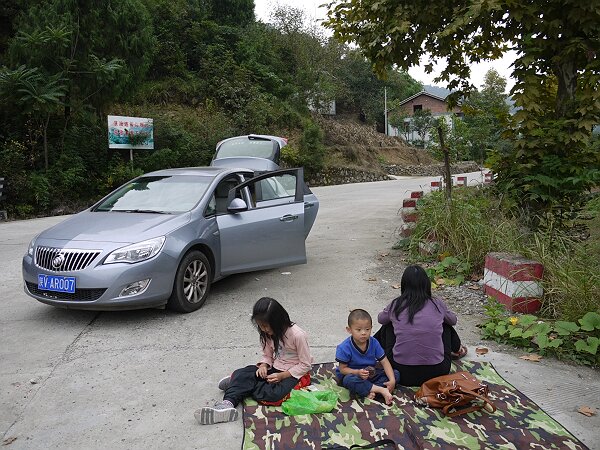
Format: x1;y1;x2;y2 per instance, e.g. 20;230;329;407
480;298;600;366
298;120;326;177
100;156;144;193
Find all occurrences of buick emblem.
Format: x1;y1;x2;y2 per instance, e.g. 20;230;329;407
52;254;65;269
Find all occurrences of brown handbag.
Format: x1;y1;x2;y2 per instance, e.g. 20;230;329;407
414;371;496;417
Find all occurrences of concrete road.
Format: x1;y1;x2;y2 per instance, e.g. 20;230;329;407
1;172;598;449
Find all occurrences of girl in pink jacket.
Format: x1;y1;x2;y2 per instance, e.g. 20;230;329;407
195;297;313;425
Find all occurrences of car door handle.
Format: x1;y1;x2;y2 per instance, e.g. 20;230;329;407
280;214;298;222
304;202;314;208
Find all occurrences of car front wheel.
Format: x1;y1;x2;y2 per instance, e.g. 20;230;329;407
167;250;212;313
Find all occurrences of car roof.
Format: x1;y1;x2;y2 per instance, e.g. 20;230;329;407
142;166;252;177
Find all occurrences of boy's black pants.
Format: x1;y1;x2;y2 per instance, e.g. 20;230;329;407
223;365;298;407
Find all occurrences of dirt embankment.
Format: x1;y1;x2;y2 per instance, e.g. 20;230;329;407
316;115;438;171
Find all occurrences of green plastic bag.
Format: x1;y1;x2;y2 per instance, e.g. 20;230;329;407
281;389;338;416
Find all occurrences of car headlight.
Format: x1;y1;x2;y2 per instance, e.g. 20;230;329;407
27;236;37;257
104;237;166;264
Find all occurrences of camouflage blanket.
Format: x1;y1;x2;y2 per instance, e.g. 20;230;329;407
242;360;587;450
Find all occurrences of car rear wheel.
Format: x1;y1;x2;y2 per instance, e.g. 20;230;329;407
167;250;212;313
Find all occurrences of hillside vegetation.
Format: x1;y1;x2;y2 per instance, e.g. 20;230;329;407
0;1;424;218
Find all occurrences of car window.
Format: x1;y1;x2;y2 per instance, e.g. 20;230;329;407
253;173;297;207
216;137;276;160
94;175;212;214
205;195;216;216
209;177;244;215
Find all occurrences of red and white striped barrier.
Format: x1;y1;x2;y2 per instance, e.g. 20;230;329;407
411;191;423;199
401;208;418;223
403;198;417;208
400;222;416;237
431;181;442;191
483;252;543;313
484;172;493;184
456;176;467;186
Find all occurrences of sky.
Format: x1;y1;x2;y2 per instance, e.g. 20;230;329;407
254;0;517;92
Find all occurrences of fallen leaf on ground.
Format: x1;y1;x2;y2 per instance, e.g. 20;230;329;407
519;354;543;362
578;406;596;417
475;347;489;355
366;277;377;282
3;437;17;445
435;278;446;285
468;285;481;290
391;284;401;289
379;252;389;257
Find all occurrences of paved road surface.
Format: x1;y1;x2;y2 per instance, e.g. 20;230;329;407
1;172;598;449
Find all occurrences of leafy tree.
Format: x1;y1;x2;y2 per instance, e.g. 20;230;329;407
208;0;254;27
267;5;341;113
8;0;154;117
428;115;471;161
411;109;434;147
334;49;421;127
324;0;600;222
461;69;511;162
387;105;411;142
0;66;66;169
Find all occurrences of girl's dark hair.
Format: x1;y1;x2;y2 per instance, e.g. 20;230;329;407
392;265;433;324
251;297;294;354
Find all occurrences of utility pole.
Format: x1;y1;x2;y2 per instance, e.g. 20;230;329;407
384;87;388;135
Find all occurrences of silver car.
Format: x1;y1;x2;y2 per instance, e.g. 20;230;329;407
22;135;319;312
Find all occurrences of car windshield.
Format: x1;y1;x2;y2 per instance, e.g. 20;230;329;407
94;175;212;213
216;137;276;159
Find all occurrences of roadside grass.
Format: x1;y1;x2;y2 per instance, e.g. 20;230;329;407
408;188;523;274
405;188;600;322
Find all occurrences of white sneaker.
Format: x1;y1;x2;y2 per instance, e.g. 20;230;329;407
194;401;238;425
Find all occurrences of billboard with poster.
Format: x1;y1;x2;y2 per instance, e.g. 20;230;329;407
108;115;154;149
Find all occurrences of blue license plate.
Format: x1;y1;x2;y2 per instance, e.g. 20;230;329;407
38;274;76;293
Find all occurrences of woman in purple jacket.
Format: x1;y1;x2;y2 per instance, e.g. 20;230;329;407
376;265;468;386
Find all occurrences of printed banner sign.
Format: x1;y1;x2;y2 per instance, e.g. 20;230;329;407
108;115;154;149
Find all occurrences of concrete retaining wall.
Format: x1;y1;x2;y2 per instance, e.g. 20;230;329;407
308;161;482;186
383;161;481;177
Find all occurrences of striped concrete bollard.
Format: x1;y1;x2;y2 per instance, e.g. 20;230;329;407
402;198;417;208
483;252;543;313
401;208;418;223
400;222;416;237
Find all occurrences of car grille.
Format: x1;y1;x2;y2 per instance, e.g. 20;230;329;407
35;247;101;272
25;282;106;302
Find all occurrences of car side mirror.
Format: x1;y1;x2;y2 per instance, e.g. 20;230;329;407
227;198;248;213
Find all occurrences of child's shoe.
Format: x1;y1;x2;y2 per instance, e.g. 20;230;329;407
218;376;231;391
194;400;238;425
